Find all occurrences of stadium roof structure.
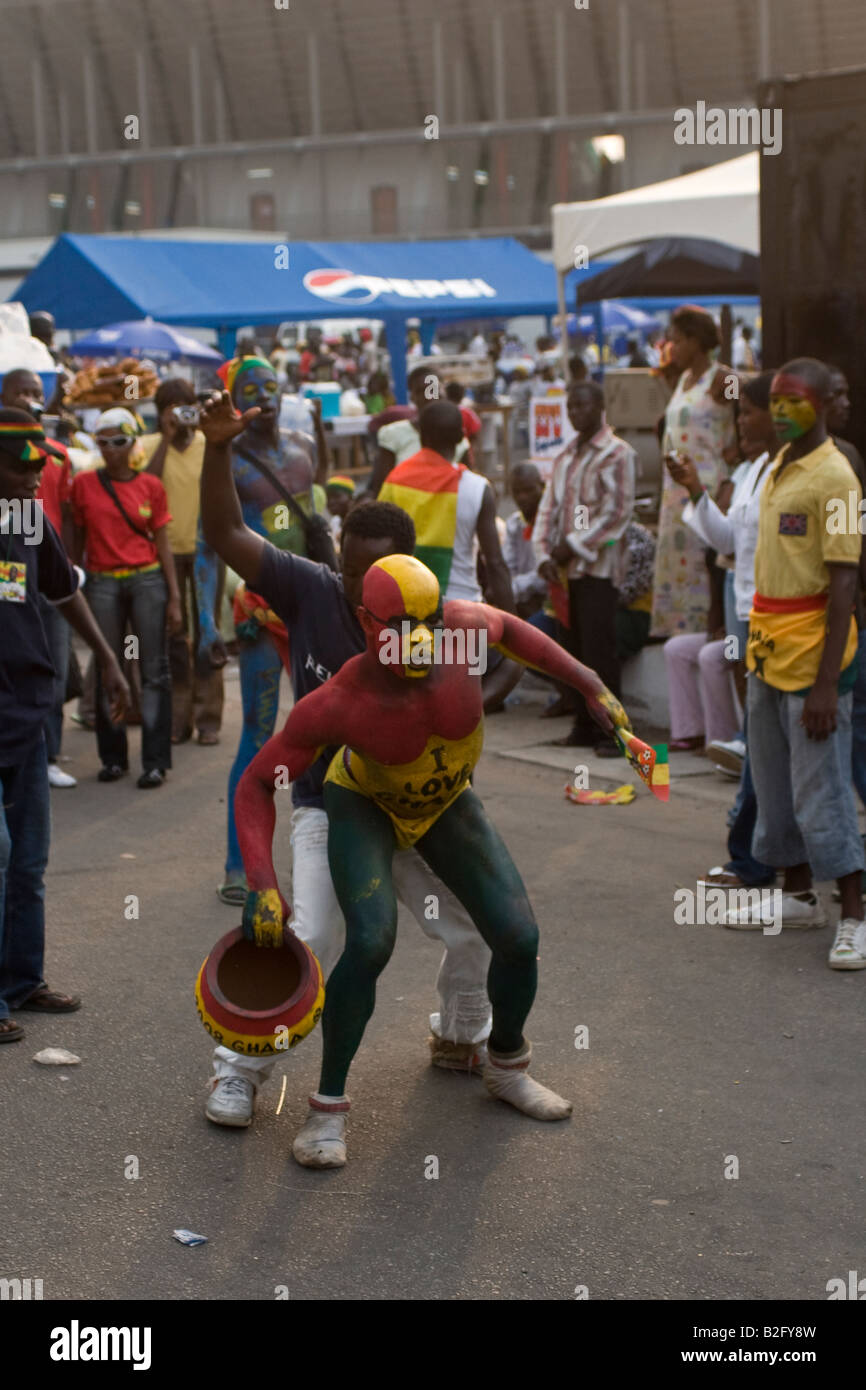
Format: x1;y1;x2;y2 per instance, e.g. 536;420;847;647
14;233;570;398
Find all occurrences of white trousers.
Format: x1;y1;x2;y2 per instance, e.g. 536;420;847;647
213;805;492;1084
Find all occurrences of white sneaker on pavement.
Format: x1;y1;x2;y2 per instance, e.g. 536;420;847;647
724;890;827;930
828;918;866;970
48;763;77;788
707;738;746;774
205;1076;255;1127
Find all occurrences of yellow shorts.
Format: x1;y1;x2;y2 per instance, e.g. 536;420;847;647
324;726;482;850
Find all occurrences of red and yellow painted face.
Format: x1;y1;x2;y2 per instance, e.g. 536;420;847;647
362;555;442;679
769;373;823;442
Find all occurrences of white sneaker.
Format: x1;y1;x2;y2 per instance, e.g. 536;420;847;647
292;1106;348;1168
48;763;77;788
205;1076;255;1127
725;890;827;930
707;738;746;774
828;918;866;970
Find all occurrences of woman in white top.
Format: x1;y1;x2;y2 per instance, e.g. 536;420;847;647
673;372;778;654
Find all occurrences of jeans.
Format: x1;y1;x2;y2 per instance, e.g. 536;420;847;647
724;708;775;886
0;737;50;1019
852;628;866;810
170;553;224;740
225;631;283;879
748;676;865;883
38;593;70;762
213;806;492;1085
85;569;172;774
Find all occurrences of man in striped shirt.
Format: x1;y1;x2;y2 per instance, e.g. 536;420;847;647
533;381;636;752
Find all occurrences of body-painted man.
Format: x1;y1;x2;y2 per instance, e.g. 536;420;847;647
195;390;493;1127
235;552;633;1168
195;357;329;903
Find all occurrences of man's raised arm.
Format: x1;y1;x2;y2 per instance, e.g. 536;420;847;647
198;390;266;586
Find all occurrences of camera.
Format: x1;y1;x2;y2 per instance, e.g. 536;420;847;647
173;405;200;425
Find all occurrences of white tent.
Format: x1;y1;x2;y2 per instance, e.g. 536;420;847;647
551;153;759;378
552;153;760;271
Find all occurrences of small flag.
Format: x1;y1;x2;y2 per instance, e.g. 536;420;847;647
615;731;669;802
565;783;636;806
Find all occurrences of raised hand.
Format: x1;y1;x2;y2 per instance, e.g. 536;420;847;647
198;390;259;446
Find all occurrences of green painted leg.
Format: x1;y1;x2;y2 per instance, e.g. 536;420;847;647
319;783;399;1098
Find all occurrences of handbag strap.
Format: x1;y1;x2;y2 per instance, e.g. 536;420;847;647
96;470;152;540
234;443;318;527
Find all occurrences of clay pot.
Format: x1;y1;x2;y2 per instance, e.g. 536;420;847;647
195;927;324;1057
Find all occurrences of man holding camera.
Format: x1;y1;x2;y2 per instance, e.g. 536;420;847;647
140;378;223;747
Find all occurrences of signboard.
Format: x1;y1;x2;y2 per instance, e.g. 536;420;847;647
529;395;574;479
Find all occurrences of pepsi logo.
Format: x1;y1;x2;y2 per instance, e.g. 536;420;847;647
303;269;381;304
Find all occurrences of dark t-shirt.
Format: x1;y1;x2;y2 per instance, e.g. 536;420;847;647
255;545;365;807
0;514;78;766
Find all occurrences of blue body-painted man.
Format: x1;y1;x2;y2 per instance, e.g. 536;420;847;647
195;356;328;902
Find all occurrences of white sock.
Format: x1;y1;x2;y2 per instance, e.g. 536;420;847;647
483;1044;572;1121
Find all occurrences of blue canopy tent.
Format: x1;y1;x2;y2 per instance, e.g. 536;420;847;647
13;233;597;402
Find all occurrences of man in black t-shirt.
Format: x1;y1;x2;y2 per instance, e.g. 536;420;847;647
198;391;493;1129
0;409;129;1044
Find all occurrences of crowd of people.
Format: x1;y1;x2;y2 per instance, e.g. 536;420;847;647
2;297;864;1153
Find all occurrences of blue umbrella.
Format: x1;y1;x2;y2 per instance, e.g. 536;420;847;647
71;317;223;364
553;301;660;339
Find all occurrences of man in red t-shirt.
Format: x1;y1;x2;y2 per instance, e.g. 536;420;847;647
70;409;182;789
1;369;76;786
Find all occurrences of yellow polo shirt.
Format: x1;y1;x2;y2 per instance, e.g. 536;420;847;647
138;432;206;554
747;438;860;691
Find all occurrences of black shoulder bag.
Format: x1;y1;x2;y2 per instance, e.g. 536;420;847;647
96;470;154;541
234;444;339;573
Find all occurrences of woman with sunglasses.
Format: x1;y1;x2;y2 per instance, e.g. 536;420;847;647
69;409;182;787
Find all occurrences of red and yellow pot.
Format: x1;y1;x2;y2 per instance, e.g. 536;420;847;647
195;927;324;1056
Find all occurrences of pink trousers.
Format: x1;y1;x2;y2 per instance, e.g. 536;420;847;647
663;634;740;743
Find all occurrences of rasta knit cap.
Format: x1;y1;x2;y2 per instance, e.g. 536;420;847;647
217;356;275;396
0;406;64;462
326;475;356;495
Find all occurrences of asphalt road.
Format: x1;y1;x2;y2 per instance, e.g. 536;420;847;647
3;669;865;1301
